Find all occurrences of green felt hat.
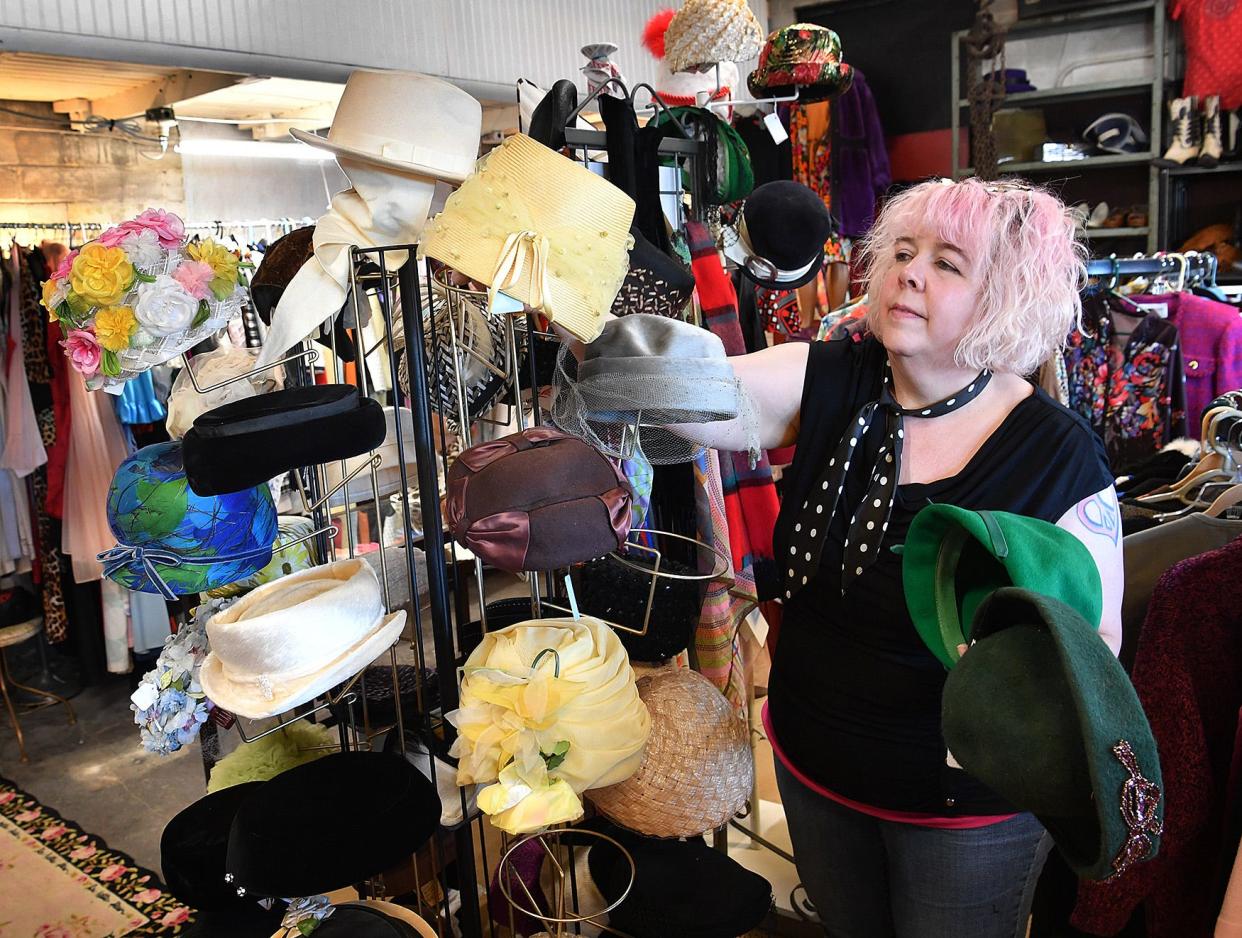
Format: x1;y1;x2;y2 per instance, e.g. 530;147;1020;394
902;505;1102;669
942;588;1163;881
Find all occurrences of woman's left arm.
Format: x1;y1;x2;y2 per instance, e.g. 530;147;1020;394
1055;485;1124;657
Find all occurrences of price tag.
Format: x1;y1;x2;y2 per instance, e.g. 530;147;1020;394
764;111;789;145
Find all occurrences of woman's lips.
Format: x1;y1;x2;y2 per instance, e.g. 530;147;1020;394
888;304;925;320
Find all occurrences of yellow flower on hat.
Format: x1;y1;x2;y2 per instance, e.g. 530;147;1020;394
186;238;240;300
41;278;67;318
94;305;139;352
70;243;134;307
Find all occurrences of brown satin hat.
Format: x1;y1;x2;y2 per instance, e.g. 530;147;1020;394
444;427;631;573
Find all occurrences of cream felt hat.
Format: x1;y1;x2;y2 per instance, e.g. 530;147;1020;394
200;558;405;719
420;133;636;343
290;69;482;183
665;0;764;73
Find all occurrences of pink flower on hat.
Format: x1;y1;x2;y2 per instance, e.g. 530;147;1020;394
16;809;41;822
60;329;102;377
0;791;16;805
99;863;127;882
40;824;69;841
69;844;97;860
98;227;129;248
132;887;162;904
172;260;215;300
129;208;186;250
52;249;79;281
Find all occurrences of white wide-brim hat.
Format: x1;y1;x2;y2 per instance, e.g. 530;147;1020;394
290;69;482;184
201;559;405;719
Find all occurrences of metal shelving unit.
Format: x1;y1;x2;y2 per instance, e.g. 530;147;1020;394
951;0;1168;252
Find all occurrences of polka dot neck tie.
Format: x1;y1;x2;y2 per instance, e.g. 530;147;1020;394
784;364;991;599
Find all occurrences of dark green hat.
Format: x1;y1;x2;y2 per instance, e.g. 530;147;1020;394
902;505;1102;668
942;588;1163;881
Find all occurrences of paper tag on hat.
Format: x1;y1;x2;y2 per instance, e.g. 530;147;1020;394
764;111;789;145
491;291;524;315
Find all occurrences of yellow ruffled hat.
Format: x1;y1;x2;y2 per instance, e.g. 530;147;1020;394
420;134;636;343
447;616;650;834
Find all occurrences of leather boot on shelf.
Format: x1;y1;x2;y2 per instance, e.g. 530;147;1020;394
1200;95;1223;168
1155;96;1201;167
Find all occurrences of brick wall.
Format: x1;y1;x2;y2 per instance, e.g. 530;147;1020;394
0;100;185;231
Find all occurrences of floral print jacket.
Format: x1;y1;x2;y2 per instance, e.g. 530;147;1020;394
1064;290;1187;473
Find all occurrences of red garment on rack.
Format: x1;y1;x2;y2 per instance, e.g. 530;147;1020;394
44;318;71;520
1174;0;1242;110
1072;537;1242;938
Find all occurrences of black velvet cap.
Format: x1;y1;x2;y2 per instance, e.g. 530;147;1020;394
735;180;836;290
587;820;773;937
528;79;579;151
182;384;385;496
160;782;285;937
225;752;441;899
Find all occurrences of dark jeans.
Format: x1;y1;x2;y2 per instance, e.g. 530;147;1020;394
776;760;1053;938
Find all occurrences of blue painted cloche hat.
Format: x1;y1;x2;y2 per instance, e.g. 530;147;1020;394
100;441;277;599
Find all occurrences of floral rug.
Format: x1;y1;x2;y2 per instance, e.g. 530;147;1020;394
0;775;193;936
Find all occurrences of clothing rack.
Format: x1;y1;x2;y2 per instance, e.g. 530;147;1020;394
1086;251;1218;282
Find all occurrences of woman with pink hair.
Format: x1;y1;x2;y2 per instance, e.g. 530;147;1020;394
693;177;1122;936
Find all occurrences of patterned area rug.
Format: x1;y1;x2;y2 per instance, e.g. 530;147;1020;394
0;774;193;936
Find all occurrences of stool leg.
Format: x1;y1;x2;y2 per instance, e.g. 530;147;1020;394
0;652;29;764
2;649;76;726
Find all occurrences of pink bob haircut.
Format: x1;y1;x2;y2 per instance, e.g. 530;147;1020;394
859;177;1088;375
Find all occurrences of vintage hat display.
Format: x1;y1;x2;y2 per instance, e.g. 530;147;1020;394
724;180;836;290
420;133;636;343
588;819;774;937
444;426;632;573
664;0;764;72
748;23;854;102
610;228;695;318
100;441;278;600
943;588;1163;881
901;505;1103;669
164;346;284;441
587;667;751;838
448;616;650;834
200;558;406;719
290;69;482;183
181;384;386;496
225;751;441;898
160;782;285;937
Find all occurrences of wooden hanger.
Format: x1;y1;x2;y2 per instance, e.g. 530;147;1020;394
1136;407;1240;504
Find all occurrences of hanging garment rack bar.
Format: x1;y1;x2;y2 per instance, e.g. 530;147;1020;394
1085;252;1215;278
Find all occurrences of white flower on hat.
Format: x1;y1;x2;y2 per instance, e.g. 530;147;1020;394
120;227;165;271
134;274;200;337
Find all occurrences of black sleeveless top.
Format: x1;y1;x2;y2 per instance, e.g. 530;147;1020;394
768;336;1112;815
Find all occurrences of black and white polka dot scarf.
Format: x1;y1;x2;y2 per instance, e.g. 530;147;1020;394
784;364;991;599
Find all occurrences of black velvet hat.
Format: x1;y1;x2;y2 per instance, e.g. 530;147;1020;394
182;384;386;496
160;782;285;937
724;180;836;290
587;821;773;937
225;752;441;899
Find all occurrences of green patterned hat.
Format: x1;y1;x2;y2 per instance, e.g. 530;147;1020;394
101;441;277;599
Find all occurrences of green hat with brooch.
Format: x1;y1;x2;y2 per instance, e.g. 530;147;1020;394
901;504;1102;669
942;587;1163;881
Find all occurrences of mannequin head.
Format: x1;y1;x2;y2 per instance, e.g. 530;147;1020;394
861;178;1086;375
337;156;438;238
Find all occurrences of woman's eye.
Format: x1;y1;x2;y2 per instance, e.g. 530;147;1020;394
895;250;912;262
936;259;959;273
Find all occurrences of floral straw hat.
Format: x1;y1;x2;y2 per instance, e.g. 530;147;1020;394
42;208;247;390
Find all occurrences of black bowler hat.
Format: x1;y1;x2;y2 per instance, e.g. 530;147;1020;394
225;752;442;899
723;180;836;290
160;782;285;937
587;820;773;937
182;384;386;496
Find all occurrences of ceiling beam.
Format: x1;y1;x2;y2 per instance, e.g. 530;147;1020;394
53;68;241;123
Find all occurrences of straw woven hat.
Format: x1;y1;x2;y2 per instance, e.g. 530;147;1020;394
586;667;752;838
665;0;764;73
420;134;635;343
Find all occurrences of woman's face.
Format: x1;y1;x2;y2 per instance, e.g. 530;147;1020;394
873;223;983;368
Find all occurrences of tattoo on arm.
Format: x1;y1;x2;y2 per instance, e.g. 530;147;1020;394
1077;489;1120;545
